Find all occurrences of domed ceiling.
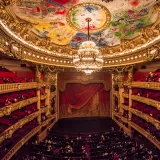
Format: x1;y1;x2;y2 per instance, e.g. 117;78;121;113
0;0;160;68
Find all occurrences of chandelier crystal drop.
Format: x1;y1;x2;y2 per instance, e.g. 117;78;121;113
73;18;103;75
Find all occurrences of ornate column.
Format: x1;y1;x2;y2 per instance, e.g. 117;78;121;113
36;88;41;124
35;66;42;124
45;85;50;116
112;73;117;118
128;69;133;131
118;72;125;114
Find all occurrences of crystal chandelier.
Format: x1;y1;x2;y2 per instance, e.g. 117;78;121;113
73;18;104;75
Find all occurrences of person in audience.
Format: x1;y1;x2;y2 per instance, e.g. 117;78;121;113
20;130;160;160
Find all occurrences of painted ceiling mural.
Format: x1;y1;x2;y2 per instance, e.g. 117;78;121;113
12;0;159;49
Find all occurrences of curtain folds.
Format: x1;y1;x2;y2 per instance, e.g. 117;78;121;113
59;83;110;118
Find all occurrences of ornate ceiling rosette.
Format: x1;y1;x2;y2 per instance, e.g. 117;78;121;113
0;0;160;68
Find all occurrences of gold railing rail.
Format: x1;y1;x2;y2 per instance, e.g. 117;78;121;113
40;94;47;100
121;104;129;110
131;95;160;110
131;82;160;90
0;82;38;94
41;113;57;127
129;121;160;149
0;97;38;118
113;117;131;136
0;111;40;144
130;108;160;130
122;92;129;98
114;112;128;123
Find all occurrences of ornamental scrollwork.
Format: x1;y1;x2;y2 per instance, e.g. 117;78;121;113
3;106;11;115
146;45;160;61
5;128;13;139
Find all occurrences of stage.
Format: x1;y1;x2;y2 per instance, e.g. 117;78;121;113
51;117;119;133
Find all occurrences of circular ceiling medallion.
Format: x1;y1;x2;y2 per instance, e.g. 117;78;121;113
66;3;111;33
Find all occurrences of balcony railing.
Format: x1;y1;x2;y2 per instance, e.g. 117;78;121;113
121;104;129;110
2;125;41;160
131;82;160;90
0;97;38;117
114;112;128;123
0;111;40;144
113;117;131;136
129;121;160;149
130;108;160;129
0;82;38;94
1;113;57;160
131;95;160;110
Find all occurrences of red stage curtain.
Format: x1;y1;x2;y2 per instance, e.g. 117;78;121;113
59;83;110;118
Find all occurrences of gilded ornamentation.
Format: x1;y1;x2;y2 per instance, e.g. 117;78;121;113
76;75;94;84
38;65;63;73
3;106;11;115
146;46;160;61
35;65;41;82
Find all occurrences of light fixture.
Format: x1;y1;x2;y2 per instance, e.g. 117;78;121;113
73;18;104;75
